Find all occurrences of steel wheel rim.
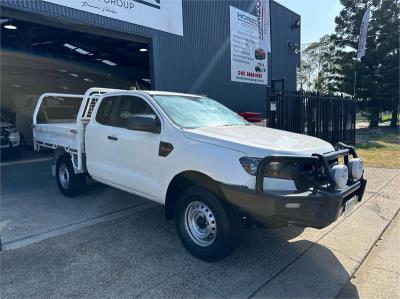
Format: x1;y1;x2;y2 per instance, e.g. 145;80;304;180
59;163;70;189
184;200;217;247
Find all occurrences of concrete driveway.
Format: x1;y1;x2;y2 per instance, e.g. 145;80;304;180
0;157;154;249
1;158;399;298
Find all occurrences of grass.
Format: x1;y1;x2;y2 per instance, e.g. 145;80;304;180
380;114;392;123
355;128;400;169
356;113;399;125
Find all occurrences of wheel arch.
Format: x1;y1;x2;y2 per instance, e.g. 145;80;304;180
52;148;68;176
164;171;224;220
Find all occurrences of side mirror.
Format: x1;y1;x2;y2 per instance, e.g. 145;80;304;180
126;114;161;133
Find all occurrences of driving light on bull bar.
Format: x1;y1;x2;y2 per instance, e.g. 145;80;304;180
348;158;363;180
330;165;348;189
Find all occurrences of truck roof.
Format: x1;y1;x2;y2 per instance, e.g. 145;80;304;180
130;90;204;98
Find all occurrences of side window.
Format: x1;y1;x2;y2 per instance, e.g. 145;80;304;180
96;96;118;126
116;96;157;129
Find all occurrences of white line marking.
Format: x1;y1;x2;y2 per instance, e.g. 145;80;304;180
0;157;52;167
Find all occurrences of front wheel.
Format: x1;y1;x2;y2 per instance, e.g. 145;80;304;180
56;155;86;197
176;186;241;261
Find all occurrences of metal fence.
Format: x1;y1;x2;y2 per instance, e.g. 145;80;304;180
268;90;356;145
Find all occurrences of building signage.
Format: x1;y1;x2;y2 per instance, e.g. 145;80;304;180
42;0;183;36
256;0;271;53
230;6;269;85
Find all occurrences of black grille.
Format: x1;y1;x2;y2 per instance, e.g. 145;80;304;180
1;137;9;145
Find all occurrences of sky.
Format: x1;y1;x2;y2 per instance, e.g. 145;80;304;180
274;0;343;45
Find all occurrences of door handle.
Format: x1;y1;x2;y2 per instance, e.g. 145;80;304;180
107;135;118;141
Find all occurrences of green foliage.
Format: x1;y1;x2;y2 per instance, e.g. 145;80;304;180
300;0;399;128
332;0;399;127
298;35;338;92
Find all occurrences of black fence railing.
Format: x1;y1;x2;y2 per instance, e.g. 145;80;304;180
268;90;356;145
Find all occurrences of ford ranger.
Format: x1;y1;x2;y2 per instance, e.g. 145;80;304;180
33;88;366;261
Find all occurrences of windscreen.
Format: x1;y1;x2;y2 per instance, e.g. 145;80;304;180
152;95;248;129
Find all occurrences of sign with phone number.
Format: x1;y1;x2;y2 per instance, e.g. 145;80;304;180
230;6;269;85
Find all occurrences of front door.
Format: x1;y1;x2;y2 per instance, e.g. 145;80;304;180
86;94;162;199
85;94;121;184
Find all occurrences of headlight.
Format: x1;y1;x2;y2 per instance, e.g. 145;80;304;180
264;161;298;179
4;127;18;134
239;157;313;180
239;157;261;175
8;128;18;134
348;158;363;180
330;165;348;189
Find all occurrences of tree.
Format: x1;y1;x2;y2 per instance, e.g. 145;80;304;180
330;0;399;128
297;51;313;91
298;35;339;92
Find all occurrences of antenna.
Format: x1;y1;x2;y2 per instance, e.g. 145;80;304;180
135;81;140;90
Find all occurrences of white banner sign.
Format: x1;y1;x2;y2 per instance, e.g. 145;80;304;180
357;7;370;60
43;0;183;36
230;6;269;85
256;0;271;53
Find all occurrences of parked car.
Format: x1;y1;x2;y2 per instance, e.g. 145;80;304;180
33;88;366;261
1;117;23;158
238;112;263;123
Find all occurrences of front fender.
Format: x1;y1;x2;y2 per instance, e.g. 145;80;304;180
159;140;250;203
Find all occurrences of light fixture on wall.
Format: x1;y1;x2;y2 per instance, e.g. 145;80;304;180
142;78;151;83
102;60;117;66
287;41;300;54
4;24;17;30
292;19;301;28
139;48;148;52
63;43;77;50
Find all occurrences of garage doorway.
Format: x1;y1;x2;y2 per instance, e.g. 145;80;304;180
0;16;151;145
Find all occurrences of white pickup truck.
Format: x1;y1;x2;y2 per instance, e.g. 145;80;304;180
33;87;366;261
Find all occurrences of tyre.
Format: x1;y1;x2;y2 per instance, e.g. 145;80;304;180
176;186;241;261
10;134;24;159
56;155;86;197
12;144;23;159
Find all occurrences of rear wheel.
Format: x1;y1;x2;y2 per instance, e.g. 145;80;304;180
56;155;86;197
12;143;23;158
176;186;240;261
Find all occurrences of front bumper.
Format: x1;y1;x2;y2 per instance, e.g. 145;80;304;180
1;133;20;149
220;143;367;229
221;178;366;229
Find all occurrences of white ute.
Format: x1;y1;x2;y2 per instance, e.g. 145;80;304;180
33;88;366;261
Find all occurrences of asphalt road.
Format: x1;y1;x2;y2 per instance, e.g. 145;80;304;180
1;158;399;298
